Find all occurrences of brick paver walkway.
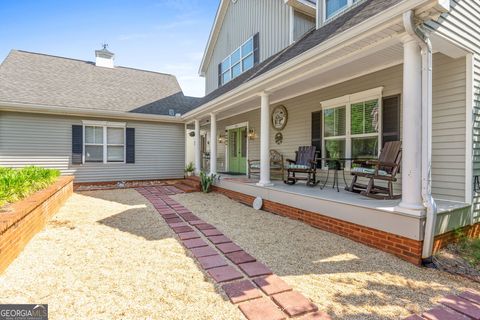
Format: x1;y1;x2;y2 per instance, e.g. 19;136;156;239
404;290;480;319
137;186;330;320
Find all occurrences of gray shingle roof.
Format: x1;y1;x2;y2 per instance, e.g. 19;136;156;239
0;50;199;116
191;0;403;109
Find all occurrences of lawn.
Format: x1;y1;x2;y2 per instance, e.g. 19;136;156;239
0;166;60;207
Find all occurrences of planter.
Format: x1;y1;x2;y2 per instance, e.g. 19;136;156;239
0;176;74;273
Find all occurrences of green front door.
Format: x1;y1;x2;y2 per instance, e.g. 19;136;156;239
228;127;247;174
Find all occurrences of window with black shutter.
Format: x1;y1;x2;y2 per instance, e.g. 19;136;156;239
71;125;83;165
382;95;401;146
218;33;259;87
126;128;135;164
311;111;322;165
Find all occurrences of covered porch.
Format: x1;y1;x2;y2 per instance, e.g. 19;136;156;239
184;6;474;262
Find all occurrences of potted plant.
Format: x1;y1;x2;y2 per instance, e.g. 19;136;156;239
184;162;195;177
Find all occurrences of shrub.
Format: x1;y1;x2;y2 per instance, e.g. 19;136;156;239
199;171;217;193
0;166;60;207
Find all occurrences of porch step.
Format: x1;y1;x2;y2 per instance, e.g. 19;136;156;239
183;176;201;188
174;176;201;193
175;182;198;193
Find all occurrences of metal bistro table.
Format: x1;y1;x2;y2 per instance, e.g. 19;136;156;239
317;157;374;192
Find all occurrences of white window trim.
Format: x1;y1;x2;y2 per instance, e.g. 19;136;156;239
82;120;127;164
322;0;363;23
320;87;383;170
220;36;255;85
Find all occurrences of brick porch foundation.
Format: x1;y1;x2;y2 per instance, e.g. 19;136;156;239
0;176;74;273
213;186;480;265
432;222;480;253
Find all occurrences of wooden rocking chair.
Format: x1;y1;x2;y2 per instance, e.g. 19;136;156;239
347;141;402;199
284;146;318;186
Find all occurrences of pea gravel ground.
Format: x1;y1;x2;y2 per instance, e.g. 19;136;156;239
172;192;480;320
0;190;243;320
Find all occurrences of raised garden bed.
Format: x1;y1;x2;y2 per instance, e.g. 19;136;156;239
0;175;73;273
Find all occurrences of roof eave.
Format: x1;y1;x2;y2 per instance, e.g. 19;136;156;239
198;0;230;76
0;101;184;123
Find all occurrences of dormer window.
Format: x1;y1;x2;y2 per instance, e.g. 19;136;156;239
218;33;259;87
324;0;358;20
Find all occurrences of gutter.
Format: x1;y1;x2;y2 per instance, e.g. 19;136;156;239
0;101;184;123
403;10;437;261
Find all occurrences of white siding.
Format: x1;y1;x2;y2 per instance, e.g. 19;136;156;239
205;0;290;94
0;112;185;183
293;10;315;42
426;0;480;220
207;54;467;202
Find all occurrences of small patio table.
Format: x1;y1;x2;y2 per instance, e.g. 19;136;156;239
317;157;374;192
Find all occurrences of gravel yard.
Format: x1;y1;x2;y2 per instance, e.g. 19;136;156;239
173;192;480;320
0;190;242;320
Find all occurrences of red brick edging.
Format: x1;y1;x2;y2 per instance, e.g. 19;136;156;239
0;176;74;273
137;186;330;320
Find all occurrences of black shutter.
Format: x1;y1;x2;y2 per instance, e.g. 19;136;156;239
126;128;135;164
311;111;322;165
72;125;83;165
253;33;260;65
382;95;401;146
218;63;222;87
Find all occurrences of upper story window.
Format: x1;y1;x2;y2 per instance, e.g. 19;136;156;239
218;33;259;87
324;0;359;20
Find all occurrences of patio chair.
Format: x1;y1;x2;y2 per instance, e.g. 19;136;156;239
284;146;318;186
248;150;285;180
347;141;402;199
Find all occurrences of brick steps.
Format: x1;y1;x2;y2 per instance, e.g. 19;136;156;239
137;185;330;320
173;176;201;193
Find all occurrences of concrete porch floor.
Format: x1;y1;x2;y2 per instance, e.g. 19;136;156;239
215;174;471;242
218;174;469;216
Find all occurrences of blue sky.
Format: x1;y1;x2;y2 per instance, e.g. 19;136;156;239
0;0;219;97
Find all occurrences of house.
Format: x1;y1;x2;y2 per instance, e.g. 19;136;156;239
182;0;480;264
1;0;479;265
0;48;200;183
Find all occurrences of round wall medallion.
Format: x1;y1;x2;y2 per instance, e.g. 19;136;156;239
275;132;283;145
271;105;288;130
253;197;263;210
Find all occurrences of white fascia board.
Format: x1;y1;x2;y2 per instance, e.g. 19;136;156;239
184;0;440;121
0;101;184;123
198;0;229;77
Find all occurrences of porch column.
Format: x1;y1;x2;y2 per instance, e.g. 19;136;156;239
194;119;201;175
257;91;273;187
209;113;217;175
397;35;424;213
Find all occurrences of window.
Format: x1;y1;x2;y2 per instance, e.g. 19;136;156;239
83;121;126;163
219;35;258;86
321;88;383;169
324;0;360;20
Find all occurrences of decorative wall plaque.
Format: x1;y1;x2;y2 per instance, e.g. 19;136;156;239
271;105;288;130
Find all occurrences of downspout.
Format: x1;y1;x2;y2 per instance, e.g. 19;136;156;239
403;10;437;262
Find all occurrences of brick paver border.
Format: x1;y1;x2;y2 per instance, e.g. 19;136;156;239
137;186;331;320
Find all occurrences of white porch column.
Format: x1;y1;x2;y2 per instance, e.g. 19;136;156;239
194;119;201;175
209;113;217;175
397;36;424;213
257;91;273;187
